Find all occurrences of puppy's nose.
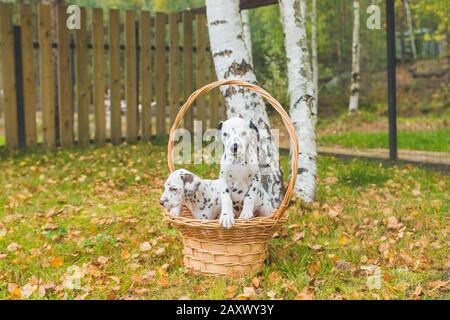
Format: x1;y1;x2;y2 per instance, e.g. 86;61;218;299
159;199;165;206
231;143;238;153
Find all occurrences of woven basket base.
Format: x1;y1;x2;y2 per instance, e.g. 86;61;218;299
182;237;267;276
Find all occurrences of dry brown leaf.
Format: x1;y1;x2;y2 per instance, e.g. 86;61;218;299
97;256;109;265
295;289;314;300
139;242;152;252
7;242;21;252
411;285;422;299
251;276;261;289
50;256;64;267
292;232;305;242
225;285;238;299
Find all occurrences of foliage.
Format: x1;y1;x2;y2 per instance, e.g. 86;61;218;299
319;128;450;152
0;143;448;299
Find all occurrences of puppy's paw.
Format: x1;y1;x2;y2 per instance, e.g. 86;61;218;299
169;207;181;217
219;212;235;229
240;209;254;220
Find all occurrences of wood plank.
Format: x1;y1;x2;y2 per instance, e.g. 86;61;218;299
20;4;37;146
196;13;207;131
109;9;121;145
125;11;138;142
38;3;56;148
183;12;193;132
75;7;89;146
0;3;18;149
93;8;106;144
155;12;167;135
209;53;219;128
57;5;73;147
169;13;180;126
140;11;152;141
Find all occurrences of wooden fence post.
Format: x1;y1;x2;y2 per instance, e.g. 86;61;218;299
38;3;56;148
155;12;167;136
140;11;153;141
57;5;73;147
169;13;180;126
0;3;19;149
183;12;193;132
75;7;89;146
20;4;37;146
196;13;207;131
109;9;121;145
125;11;138;142
93;8;106;145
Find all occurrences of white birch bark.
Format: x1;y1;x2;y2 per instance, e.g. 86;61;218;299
206;0;284;207
279;0;317;203
349;0;360;113
240;10;253;65
403;0;417;60
311;0;318;110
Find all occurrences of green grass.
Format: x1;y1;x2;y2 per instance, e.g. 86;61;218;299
319;129;450;152
0;143;448;300
0;136;4;146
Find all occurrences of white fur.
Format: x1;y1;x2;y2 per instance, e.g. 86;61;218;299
160;169;221;220
218;117;273;229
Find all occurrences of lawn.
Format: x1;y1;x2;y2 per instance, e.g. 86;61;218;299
318;129;450;152
0;143;448;300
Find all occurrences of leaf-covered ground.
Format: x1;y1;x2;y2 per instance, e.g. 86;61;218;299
0;143;448;300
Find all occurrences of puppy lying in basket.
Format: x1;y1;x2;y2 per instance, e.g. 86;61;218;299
160;169;221;220
217;117;273;229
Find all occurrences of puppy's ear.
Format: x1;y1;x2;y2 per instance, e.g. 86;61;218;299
181;173;201;196
249;121;259;140
217;121;223;132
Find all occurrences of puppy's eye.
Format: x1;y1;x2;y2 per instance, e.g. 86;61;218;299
169;187;178;192
223;132;228;138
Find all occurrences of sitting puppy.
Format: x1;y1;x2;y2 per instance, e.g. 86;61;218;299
218;117;273;229
160;169;221;220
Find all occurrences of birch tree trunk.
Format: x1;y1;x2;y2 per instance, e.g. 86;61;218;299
403;0;417;60
241;10;253;65
311;0;318;109
348;0;360;114
279;0;317;203
206;0;284;207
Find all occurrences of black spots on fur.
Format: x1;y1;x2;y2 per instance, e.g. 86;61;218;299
237;190;243;195
253;187;256;191
181;173;194;184
229;175;232;178
232;188;237;192
225;188;229;193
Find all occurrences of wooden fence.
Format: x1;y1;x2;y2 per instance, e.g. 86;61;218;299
0;3;225;149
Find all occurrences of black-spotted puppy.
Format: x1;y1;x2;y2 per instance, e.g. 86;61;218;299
160;169;221;220
218;117;273;229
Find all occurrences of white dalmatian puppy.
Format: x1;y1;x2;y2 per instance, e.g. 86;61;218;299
160;169;221;220
218;117;273;229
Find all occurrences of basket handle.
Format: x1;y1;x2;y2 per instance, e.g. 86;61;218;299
167;79;299;220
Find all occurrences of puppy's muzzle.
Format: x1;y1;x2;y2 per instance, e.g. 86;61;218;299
230;143;238;154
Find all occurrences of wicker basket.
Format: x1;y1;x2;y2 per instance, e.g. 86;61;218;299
165;79;299;276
